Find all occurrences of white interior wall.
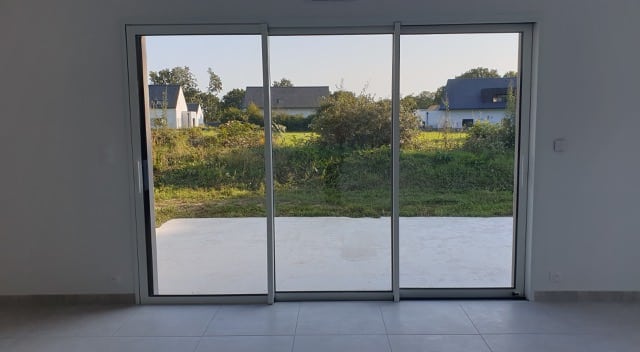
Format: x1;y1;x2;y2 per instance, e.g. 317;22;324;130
0;0;638;295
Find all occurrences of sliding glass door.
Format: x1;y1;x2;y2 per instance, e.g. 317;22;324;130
269;34;393;292
126;24;531;303
399;32;522;290
130;30;270;299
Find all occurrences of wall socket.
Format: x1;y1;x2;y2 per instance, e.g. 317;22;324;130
553;138;567;152
548;271;562;283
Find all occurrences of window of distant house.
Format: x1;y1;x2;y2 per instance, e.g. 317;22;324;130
492;95;507;103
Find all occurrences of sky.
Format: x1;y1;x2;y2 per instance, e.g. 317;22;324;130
146;33;519;99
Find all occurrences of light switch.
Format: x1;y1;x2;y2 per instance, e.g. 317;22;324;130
553;138;567;152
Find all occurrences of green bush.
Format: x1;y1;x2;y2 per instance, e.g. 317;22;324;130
273;113;311;132
216;121;263;148
220;106;247;123
463;120;513;152
310;91;418;148
246;103;264;126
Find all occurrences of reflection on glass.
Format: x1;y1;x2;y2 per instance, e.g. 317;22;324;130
145;35;267;295
399;33;520;288
270;35;392;291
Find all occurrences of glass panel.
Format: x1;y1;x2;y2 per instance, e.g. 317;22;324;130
144;35;267;295
399;33;520;288
270;35;392;291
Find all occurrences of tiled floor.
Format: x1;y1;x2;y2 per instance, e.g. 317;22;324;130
1;300;639;351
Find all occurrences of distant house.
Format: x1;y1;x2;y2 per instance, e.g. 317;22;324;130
415;77;517;129
187;103;204;126
148;85;201;128
243;86;330;117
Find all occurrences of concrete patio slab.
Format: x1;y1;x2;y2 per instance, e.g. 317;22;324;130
155;217;513;295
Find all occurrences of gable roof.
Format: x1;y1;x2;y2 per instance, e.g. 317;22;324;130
442;78;516;110
187;103;201;112
243;86;330;109
148;85;181;109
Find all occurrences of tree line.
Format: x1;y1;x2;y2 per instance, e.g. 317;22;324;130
149;66;517;129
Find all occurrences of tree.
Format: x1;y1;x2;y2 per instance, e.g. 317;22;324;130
433;86;447;106
503;70;518;78
220;107;247;123
149;66;199;101
272;78;294;87
221;88;246;110
419;90;437;108
401;95;417;111
246;103;264;126
405;90;436;109
193;92;221;124
455;67;500;79
207;67;223;94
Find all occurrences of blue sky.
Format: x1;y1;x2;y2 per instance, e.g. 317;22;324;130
146;33;519;99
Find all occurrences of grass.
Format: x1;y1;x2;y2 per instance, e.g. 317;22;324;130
408;131;468;151
154;185;512;225
274;131;319;146
151;128;515;227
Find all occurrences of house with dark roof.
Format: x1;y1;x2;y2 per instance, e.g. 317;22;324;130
243;86;330;117
148;84;200;128
416;77;517;129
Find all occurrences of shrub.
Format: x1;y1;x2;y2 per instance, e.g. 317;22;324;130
310;91;418;148
220;106;248;123
463;120;512;152
216;121;263;148
246;103;264;126
273;113;311;131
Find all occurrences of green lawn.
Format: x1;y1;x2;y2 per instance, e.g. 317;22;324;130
154;186;512;226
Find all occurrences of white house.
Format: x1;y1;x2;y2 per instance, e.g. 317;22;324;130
187;103;204;126
148;84;193;128
243;86;330;117
416;77;516;129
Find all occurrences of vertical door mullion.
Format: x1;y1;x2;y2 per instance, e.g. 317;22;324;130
137;37;160;297
261;25;276;304
514;27;533;296
391;22;401;302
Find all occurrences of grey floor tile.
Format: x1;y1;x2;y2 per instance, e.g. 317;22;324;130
4;337;200;352
26;305;135;337
544;302;640;333
461;301;585;334
196;336;294;352
205;303;299;336
296;302;386;335
380;302;477;334
388;335;491;352
114;305;218;337
484;333;640;352
293;335;390;352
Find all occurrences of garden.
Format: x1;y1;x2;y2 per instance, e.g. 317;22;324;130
151;92;515;227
